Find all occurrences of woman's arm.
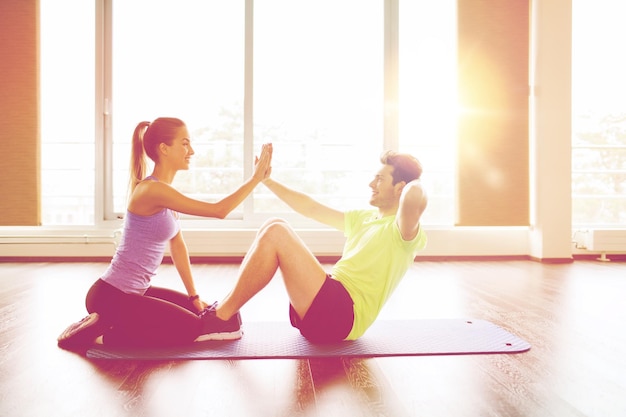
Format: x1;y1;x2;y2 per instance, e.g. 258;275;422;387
169;230;207;312
130;144;273;218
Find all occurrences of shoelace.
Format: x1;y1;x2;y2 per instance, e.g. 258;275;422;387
198;302;218;318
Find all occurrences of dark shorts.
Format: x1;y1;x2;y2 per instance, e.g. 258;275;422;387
289;274;354;343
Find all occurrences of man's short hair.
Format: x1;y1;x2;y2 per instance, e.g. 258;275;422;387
380;151;423;184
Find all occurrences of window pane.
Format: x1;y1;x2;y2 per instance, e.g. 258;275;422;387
572;1;626;227
40;0;95;225
111;0;244;215
253;0;383;215
399;0;457;225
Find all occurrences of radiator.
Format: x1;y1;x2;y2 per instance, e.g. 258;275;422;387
584;229;626;252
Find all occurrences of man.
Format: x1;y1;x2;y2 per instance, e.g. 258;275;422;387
211;149;428;343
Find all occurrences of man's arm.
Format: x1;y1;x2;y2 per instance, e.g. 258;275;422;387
263;178;345;231
396;179;428;241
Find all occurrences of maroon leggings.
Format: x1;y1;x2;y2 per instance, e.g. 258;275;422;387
86;279;203;347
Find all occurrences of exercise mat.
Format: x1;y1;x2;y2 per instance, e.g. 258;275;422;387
85;319;530;360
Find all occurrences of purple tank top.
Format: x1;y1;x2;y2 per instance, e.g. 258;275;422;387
101;182;180;295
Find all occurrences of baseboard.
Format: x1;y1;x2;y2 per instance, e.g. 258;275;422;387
528;256;574;264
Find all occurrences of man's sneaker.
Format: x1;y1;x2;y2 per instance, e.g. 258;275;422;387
57;312;105;351
195;302;243;341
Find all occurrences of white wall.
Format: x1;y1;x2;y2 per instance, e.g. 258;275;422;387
528;0;573;260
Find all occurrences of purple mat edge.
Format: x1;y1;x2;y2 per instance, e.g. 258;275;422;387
85;318;531;360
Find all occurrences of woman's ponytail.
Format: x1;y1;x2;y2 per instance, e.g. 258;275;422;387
129;121;150;193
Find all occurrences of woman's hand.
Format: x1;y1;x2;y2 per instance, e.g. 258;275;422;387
253;143;273;182
192;297;209;313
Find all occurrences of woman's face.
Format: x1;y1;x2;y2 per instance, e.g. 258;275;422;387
162;126;195;170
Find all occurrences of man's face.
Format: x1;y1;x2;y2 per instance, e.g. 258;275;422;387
368;164;402;210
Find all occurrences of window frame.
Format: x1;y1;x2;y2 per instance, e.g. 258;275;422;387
97;0;403;228
570;0;626;229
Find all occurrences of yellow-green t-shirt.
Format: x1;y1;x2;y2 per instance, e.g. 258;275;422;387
332;209;427;340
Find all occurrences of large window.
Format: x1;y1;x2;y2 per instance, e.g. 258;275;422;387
109;0;245;218
572;1;626;226
40;0;95;225
252;0;383;217
399;0;456;224
40;0;459;227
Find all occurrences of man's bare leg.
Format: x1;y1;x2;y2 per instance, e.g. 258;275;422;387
216;218;328;321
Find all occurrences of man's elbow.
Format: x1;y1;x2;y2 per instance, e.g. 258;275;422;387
404;183;428;211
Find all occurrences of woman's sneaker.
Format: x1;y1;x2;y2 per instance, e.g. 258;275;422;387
57;312;105;351
195;303;243;341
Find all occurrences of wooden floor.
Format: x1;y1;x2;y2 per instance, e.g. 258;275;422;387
1;259;625;417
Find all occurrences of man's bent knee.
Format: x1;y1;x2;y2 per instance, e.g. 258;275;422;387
258;217;289;233
258;219;297;247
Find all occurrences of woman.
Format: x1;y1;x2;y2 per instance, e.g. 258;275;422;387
57;117;272;350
